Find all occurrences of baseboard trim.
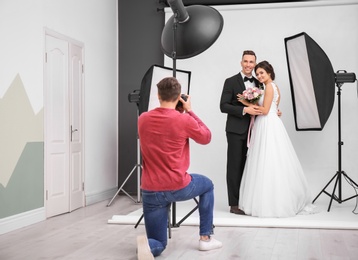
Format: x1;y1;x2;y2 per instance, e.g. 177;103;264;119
0;188;130;235
85;187;120;205
0;207;46;235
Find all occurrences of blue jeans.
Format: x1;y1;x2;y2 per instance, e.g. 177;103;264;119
142;174;214;257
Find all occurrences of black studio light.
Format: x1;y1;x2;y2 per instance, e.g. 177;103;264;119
117;1;224;228
157;0;223;227
161;0;223;79
284;32;358;212
161;0;224;60
285;32;336;131
285;32;357;131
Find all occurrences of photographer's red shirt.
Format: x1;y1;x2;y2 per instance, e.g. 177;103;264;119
138;108;211;191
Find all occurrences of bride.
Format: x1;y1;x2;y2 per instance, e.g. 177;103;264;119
237;60;313;218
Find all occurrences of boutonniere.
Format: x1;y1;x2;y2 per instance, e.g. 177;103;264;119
257;83;264;90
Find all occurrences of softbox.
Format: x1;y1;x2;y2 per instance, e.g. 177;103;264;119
284;32;335;131
138;65;191;115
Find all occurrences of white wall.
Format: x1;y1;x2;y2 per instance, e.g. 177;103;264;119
0;0;118;206
42;0;119;204
164;0;358;212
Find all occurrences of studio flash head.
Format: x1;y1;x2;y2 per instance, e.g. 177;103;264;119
128;90;140;104
335;70;356;84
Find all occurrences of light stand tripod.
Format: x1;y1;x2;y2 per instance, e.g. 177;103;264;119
313;81;358;211
133;1;223;235
107;101;142;206
168;10;199;227
134;10;200;233
134;197;199;239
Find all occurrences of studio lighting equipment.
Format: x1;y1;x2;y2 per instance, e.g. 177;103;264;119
111;0;223;210
107;65;191;207
285;32;335;131
161;0;224;60
285;32;358;211
161;0;223;82
335;70;356;84
159;0;223;228
107;89;143;206
128;90;140;104
138;65;191;115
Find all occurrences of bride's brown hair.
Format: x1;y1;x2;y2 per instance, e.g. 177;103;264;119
255;60;275;80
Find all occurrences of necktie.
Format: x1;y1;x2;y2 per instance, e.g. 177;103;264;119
244;76;254;83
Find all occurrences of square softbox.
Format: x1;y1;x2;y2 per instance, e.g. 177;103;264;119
138;65;191;115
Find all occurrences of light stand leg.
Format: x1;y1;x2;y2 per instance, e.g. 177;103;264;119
134;214;144;229
328;171;341;212
136;132;141;203
107;109;142;207
312;83;358;211
339;172;358;203
171;199;199;228
312;171;338;204
107;164;141;206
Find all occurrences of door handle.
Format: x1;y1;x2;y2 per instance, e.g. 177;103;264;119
71;125;78;141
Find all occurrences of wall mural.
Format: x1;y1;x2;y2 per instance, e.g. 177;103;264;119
0;74;44;218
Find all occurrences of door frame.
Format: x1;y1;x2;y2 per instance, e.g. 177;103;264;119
43;27;85;218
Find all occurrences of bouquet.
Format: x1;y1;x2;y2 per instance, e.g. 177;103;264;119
241;86;264;103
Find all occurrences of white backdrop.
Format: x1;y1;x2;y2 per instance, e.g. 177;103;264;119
164;0;358;212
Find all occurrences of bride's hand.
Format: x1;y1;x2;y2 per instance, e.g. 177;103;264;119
237;94;250;106
277;108;282;117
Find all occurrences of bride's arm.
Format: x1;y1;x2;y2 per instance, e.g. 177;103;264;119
276;85;282;117
257;83;273;115
276;85;281;106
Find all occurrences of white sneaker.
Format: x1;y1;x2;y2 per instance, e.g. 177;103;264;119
199;237;223;251
137;235;154;260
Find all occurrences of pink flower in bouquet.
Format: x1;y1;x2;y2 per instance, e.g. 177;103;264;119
242;86;264;103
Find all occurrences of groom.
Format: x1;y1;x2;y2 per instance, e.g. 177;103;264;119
220;50;262;215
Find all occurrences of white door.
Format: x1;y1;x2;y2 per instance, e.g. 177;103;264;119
45;32;84;218
69;43;84;211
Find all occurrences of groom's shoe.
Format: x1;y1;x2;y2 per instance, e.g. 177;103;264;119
230;206;245;215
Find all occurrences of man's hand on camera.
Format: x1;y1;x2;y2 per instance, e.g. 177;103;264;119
180;94;191;113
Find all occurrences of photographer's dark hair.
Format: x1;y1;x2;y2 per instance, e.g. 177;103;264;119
157;77;181;102
255;60;275;80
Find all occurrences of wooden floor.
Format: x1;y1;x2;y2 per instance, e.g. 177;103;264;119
1;195;358;260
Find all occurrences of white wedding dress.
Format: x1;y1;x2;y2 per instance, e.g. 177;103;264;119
239;82;312;218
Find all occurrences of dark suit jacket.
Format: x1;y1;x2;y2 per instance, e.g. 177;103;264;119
220;72;260;135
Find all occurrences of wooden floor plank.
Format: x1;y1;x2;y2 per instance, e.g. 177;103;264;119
1;196;358;260
320;229;351;260
297;229;323;260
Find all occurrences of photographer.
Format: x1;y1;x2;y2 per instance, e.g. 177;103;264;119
137;77;222;259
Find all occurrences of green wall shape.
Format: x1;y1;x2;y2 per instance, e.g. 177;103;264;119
0;74;43;188
0;142;44;218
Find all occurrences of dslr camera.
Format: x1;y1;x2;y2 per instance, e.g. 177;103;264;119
176;94;187;112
